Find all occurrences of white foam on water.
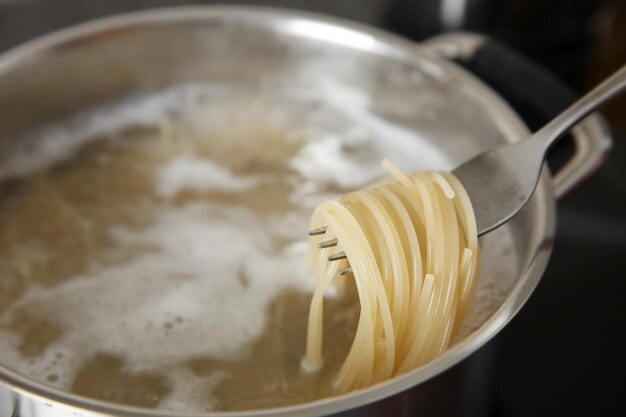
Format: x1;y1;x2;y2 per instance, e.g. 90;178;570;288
1;203;312;373
288;80;451;201
156;156;259;198
0;85;224;181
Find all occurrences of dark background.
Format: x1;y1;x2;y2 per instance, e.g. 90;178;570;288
0;1;624;416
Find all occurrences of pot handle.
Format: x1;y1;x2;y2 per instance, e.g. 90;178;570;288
420;33;612;200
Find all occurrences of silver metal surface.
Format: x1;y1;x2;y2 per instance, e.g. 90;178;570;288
420;33;614;202
308;227;328;236
552;115;612;199
0;6;611;417
419;32;487;60
328;252;348;261
318;239;338;249
454;65;623;235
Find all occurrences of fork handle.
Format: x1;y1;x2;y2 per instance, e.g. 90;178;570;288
421;34;614;199
534;65;626;154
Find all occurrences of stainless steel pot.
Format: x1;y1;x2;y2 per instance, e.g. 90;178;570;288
0;6;611;417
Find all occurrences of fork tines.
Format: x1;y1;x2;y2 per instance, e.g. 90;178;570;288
309;225;353;275
318;239;338;249
308;226;328;236
328;251;347;261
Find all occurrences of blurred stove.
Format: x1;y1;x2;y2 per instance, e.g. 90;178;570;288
0;1;624;416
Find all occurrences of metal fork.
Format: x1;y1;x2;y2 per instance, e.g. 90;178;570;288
310;65;626;270
454;64;625;236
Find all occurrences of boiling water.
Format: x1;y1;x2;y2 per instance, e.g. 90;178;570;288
0;84;517;411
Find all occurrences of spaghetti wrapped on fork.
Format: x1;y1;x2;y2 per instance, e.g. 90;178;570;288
303;160;480;392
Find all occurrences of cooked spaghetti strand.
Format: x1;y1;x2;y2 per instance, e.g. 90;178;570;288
304;161;480;392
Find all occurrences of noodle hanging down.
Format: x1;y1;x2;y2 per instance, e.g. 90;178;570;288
303;160;480;393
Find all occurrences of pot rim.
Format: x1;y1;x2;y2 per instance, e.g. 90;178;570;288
0;6;555;417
